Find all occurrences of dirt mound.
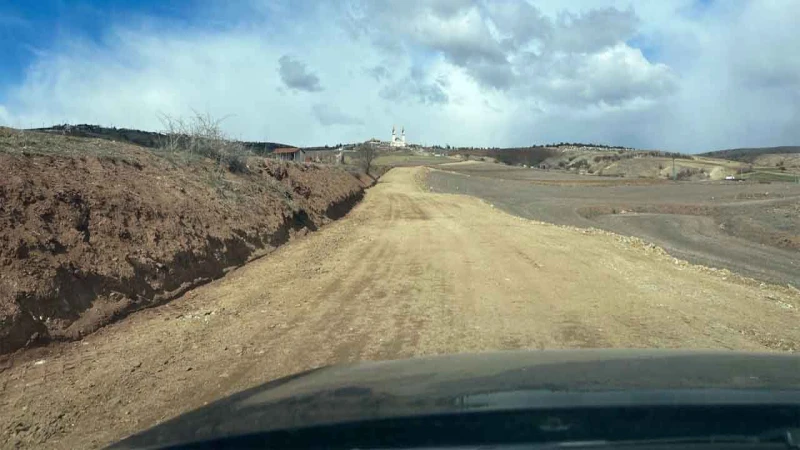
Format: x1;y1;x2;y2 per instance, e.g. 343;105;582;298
0;130;366;354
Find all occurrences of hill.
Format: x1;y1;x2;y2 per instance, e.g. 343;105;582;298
452;146;745;180
700;146;800;163
29;124;294;155
448;144;800;181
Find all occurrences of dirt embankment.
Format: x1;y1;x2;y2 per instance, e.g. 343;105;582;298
0;130;369;354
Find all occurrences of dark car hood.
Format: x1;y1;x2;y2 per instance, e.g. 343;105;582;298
112;349;800;449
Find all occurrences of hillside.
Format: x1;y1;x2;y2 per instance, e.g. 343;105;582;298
0;127;371;354
700;146;800;163
448;143;800;181
30;124;294;155
453;146;750;180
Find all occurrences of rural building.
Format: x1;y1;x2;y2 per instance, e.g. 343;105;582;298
272;147;305;162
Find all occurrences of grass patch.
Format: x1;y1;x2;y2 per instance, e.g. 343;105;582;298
743;171;800;182
0;127;143;165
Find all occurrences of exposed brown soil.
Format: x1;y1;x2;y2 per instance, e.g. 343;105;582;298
1;167;798;449
0;128;368;354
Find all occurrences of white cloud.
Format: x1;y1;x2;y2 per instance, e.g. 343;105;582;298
529;44;677;107
0;0;799;151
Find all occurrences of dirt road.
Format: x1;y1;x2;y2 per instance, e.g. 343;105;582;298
427;162;800;286
2;167;799;448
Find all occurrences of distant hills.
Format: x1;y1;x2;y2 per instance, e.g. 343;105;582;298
699;146;800;163
28;124;293;155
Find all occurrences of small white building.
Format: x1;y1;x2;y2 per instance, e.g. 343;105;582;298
272;147;305;162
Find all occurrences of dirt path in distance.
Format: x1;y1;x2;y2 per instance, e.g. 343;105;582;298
2;167;799;449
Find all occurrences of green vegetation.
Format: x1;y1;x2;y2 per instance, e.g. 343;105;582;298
742;171;800;182
492;148;559;166
453;147;559;166
700;146;800;162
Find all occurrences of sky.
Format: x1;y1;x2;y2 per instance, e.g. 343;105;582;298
0;0;799;152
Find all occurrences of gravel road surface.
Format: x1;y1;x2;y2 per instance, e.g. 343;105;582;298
2;167;798;449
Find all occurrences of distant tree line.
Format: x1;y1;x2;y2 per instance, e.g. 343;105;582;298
440;142;632;152
549;142;629;149
699;146;800;163
31;124;166;148
454;147;559;166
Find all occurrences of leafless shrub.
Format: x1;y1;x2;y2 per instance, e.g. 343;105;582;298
493;147;558;166
570;159;590;169
158;112;250;173
355;144;377;174
675;167;702;180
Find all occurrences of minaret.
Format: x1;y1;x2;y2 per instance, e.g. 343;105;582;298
391;125;396;145
401;127;406;146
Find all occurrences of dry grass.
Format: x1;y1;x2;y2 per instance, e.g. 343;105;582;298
1;113;253;175
0;126;144;165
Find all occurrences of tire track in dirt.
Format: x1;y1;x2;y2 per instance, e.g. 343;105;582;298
2;167;799;449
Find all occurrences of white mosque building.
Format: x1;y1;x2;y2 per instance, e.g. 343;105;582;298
390;125;406;148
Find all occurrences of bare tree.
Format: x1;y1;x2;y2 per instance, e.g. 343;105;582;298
158;111;250;173
356;144;377;174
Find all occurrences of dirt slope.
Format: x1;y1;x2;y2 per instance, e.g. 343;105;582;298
0;129;367;354
2;167;798;449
